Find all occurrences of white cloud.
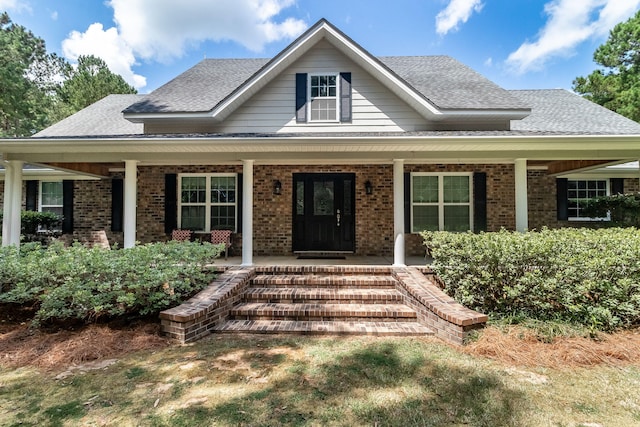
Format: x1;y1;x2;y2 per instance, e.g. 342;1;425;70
0;0;30;13
60;0;306;89
108;0;307;60
435;0;483;35
506;0;640;74
62;23;147;89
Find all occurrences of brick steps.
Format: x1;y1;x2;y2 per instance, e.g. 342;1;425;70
212;320;434;336
160;265;488;345
244;287;403;304
212;267;436;336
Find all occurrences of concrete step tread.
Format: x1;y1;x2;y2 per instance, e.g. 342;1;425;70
230;302;417;318
251;274;398;288
212;320;435;336
244;287;403;302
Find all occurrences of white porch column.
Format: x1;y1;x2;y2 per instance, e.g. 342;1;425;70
393;159;405;266
241;160;254;266
2;160;23;247
514;158;528;232
123;160;138;248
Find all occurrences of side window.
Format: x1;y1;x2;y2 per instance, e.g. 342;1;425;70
567;179;609;220
178;174;238;232
39;181;64;217
411;174;472;232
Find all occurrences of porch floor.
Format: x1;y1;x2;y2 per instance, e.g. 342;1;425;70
214;255;430;267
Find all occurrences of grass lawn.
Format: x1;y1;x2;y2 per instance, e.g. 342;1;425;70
1;333;639;427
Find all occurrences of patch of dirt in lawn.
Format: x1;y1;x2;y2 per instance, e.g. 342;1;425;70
463;326;640;369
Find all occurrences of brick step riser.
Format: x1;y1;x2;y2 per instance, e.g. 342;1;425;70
249;281;397;289
243;288;404;304
244;298;404;305
211;320;435;336
230;315;417;322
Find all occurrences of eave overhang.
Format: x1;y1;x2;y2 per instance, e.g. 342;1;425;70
2;134;639;165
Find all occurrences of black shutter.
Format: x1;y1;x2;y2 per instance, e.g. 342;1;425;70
340;72;352;123
62;180;74;233
111;178;123;232
164;174;177;234
295;73;307;123
26;181;38;211
610;178;624;195
473;172;487;232
556;178;569;221
236;173;243;233
404;172;411;233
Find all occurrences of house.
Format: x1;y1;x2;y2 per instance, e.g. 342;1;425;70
2;18;640;267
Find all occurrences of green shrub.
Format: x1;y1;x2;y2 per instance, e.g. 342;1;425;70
583;193;640;227
0;241;222;324
0;210;63;235
422;228;640;331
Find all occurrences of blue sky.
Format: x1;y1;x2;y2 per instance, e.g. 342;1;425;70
2;0;639;94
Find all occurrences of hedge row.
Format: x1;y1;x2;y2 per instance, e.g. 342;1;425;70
422;228;640;331
0;241;222;324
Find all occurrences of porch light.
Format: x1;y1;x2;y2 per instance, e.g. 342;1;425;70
273;180;282;195
365;180;373;195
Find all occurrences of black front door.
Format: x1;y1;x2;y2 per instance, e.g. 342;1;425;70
293;173;355;252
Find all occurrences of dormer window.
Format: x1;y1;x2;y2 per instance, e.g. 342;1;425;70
309;74;338;122
296;72;352;124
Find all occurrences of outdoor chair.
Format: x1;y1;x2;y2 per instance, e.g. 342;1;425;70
171;229;192;242
211;229;232;260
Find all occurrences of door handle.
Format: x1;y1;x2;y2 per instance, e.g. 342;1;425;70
336;209;341;227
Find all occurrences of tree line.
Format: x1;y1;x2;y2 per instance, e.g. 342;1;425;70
0;12;136;137
1;10;639;138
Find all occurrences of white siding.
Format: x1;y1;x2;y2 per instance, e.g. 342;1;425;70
215;40;430;133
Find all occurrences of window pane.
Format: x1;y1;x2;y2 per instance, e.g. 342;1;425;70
181;206;205;230
314;181;334;216
41;182;63;206
567;179;607;219
413;206;438;232
296;181;305;215
444;206;470;231
443;176;469;203
310;98;337;121
211;206;235;230
412;176;438;203
181;177;206;203
211;176;235;204
42;206;63;218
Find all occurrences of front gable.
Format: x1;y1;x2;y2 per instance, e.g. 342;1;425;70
128;19;530;134
144;40;430;134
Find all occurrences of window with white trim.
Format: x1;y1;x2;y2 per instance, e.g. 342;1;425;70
39;181;63;218
178;174;237;232
411;173;473;232
309;74;339;122
567;179;609;220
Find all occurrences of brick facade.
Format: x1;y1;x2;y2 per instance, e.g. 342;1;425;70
3;167;639;256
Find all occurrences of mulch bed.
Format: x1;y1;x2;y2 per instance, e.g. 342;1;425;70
2;303;639;370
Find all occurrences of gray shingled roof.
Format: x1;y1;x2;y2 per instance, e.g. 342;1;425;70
379;56;528;110
510;89;640;135
34;94;144;137
123;56;529;115
123;58;269;114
